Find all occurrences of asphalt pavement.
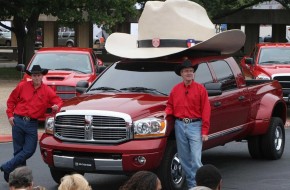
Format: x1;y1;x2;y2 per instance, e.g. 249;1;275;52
1;129;290;189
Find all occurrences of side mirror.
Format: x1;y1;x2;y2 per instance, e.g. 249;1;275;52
97;66;106;74
76;80;89;94
16;64;25;72
204;82;222;96
245;58;254;65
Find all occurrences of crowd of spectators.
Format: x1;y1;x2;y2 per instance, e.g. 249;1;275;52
6;164;222;190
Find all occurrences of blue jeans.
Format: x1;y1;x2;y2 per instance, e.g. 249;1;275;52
1;116;38;173
175;120;203;189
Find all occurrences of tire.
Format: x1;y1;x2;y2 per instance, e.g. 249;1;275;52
260;117;285;160
50;168;84;184
156;141;186;190
248;135;263;159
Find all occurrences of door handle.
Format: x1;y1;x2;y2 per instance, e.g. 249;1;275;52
214;101;221;107
238;96;245;101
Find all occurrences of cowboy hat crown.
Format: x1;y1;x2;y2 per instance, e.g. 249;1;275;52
26;65;48;76
175;60;198;76
105;0;245;59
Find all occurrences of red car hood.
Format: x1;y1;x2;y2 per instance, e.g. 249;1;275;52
60;93;168;119
258;64;290;75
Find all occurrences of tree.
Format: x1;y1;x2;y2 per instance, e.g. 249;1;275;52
0;0;138;65
137;0;290;19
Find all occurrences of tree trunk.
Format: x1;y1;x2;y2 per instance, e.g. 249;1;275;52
12;12;40;67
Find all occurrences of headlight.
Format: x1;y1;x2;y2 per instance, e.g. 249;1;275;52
133;118;166;139
256;74;271;80
45;117;55;135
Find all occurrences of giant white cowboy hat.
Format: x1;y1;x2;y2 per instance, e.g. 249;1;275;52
105;0;246;59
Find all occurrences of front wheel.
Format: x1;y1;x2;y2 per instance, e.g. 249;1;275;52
156;141;186;190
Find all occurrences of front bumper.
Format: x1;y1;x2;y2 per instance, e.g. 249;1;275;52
39;134;167;173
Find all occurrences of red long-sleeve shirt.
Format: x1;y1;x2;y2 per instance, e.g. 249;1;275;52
165;81;211;135
6;81;63;119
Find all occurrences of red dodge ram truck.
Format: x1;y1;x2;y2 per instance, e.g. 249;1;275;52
240;43;290;102
39;52;286;190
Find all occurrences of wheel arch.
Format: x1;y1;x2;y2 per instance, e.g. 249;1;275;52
252;94;286;134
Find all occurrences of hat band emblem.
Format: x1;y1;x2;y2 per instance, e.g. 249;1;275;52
152;38;160;48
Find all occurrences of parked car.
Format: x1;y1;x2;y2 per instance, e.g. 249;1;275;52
0;32;11;46
35;28;43;47
240;42;290;102
39;52;286;189
58;31;75;47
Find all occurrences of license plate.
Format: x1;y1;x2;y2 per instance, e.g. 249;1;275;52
73;157;95;171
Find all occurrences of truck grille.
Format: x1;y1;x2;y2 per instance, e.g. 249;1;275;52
273;75;290;99
54;115;130;143
48;85;76;100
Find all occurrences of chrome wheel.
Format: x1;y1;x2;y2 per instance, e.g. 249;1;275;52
274;125;283;151
171;153;183;185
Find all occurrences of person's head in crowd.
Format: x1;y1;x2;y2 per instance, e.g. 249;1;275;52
195;164;222;190
58;173;92;190
9;166;33;190
119;170;162;190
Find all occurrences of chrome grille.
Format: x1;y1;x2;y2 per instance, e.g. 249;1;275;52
56;86;76;92
54;115;129;143
273;75;290;100
47;85;76;100
57;93;76;100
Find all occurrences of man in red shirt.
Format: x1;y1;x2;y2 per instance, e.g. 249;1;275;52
1;65;63;182
165;59;211;190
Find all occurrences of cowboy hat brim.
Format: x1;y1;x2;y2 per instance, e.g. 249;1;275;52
25;69;48;76
105;29;245;59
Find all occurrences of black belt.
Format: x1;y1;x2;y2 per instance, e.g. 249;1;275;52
176;117;201;124
14;114;37;122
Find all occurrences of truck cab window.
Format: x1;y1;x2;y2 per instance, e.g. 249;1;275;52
211;60;237;91
194;62;213;84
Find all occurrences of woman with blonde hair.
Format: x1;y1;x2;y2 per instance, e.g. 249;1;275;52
58;173;92;190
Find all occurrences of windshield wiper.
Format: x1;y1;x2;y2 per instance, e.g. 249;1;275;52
120;87;167;96
90;87;121;92
259;61;279;64
54;68;86;74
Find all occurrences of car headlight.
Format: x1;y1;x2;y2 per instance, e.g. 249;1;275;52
256;74;271;80
45;117;55;135
133;118;166;139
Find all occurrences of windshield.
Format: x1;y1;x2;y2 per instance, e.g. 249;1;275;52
29;52;92;74
259;47;290;65
88;61;182;95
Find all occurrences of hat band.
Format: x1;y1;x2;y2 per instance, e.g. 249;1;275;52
137;39;202;48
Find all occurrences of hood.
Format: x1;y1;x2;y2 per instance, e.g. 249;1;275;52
60;93;168;119
258;64;290;76
23;71;95;86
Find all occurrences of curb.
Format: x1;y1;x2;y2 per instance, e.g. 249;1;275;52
0;133;44;143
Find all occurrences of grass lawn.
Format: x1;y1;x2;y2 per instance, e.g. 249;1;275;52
0;67;23;80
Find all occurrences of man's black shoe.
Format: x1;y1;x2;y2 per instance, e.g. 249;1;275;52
3;171;9;182
1;166;9;182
